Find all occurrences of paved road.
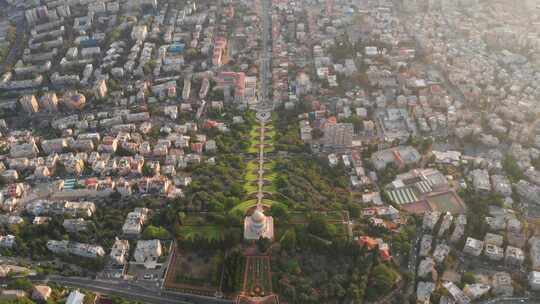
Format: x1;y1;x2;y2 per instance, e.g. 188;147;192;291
478;297;537;304
259;0;272;108
46;276;185;304
44;276;232;304
253;0;273;207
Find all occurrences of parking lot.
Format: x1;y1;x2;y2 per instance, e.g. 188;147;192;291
127;262;166;282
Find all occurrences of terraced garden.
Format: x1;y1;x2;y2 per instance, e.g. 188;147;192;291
241;113;279;208
242;256;273;297
243;161;260;194
247;124;275;154
230;199;286;214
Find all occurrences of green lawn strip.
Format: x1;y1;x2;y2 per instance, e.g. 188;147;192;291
262;184;277;193
263;146;274;153
263;169;277;181
178;225;222;242
265;129;276;139
263;161;274;171
244;184;258;194
249;128;260;140
246;161;259;170
325;211;346;221
288;212;308;223
230;199;286;214
261;175;277;193
244;161;260;193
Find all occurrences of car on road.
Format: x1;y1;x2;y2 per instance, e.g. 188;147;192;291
143;274;152;280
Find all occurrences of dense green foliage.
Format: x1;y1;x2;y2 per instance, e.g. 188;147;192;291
274;105;310;153
273;156;350;210
365;264;398;301
273;230;397;304
177;155;246;212
142;225;170;240
460;187;504;239
502;154;524;182
221;250;245;293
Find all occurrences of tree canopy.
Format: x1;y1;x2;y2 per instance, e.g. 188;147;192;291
142;225;170;240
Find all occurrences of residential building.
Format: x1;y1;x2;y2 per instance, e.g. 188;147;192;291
10;141;39;158
31;285;52;301
19;95;39;114
371;146;421;171
63;218;88;233
133;239;162;269
122;208;149;237
463;284;490;301
110;239;129;265
442;282;471;304
94;79;108;99
0;235;15;248
438;212;453;237
66;290;85;304
418;257;436;280
40;92;59;112
422;211;441;231
491;175;512;197
463;237;483;256
528;271;540;291
420;234;433;257
505;246;525;267
0;289;26;300
433;243;450;264
484;233;504;247
47;240;105;258
484;244;504;261
322;122;354;148
417;281;435;303
492;272;513;296
470;169;491;193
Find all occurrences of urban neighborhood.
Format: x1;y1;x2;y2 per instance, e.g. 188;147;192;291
0;0;539;304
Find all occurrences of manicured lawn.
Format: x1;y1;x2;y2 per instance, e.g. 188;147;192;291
263;161;274;171
248;145;260;154
248;125;263;154
245;161;259;180
178;226;223;242
265;129;276;140
230;199;286;214
244;183;258;194
244;161;260;193
261;169;277;193
264;170;277;180
250;128;261;139
262;183;277;193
